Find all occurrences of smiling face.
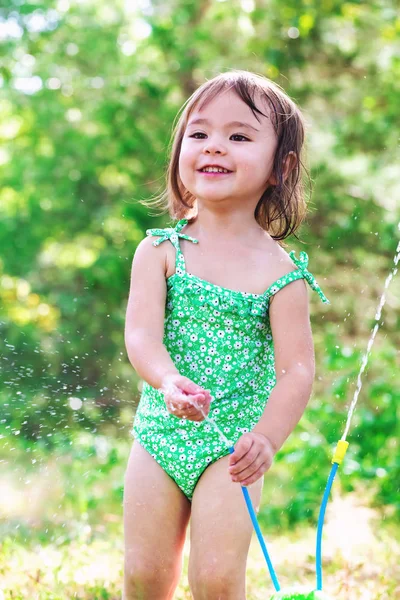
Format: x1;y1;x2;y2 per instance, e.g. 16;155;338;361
178;89;278;212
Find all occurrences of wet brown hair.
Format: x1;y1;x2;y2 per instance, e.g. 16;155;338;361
146;70;310;241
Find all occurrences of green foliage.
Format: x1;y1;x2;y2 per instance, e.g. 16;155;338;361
1;437;400;598
270;590;333;600
1;0;399;527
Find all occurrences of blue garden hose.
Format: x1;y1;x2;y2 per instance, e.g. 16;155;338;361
315;463;338;590
228;440;349;594
228;446;281;592
316;440;349;591
199;401;349;594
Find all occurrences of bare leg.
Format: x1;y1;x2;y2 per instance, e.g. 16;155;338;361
188;454;263;600
123;441;191;600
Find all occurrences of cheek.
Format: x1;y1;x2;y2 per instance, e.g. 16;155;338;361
178;150;194;189
179;142;195;172
238;158;258;178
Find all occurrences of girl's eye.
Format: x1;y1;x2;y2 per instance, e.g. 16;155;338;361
189;132;249;142
231;134;249;142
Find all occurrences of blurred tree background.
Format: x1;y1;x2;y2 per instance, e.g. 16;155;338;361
1;1;399;598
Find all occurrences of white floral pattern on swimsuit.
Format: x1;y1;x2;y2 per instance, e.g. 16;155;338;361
132;219;329;500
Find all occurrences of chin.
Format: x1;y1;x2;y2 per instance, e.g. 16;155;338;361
196;193;234;203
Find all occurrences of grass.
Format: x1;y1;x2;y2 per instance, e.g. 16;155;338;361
0;436;398;599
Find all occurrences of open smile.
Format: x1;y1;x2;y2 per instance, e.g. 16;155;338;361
197;170;233;177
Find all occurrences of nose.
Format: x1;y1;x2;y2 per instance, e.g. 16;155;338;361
203;138;226;155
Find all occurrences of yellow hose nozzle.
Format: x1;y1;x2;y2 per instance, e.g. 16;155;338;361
332;440;349;465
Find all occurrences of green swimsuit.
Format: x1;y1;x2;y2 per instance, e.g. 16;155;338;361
132;219;329;500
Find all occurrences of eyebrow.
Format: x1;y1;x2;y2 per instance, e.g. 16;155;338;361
187;118;260;133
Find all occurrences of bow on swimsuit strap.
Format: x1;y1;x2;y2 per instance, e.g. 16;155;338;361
146;219;198;247
289;250;330;304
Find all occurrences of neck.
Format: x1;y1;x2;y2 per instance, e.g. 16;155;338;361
192;206;264;240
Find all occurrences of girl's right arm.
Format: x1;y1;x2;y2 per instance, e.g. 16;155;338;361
124;236;211;419
124;235;177;389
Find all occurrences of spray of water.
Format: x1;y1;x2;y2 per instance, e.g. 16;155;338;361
192;399;232;448
341;235;400;441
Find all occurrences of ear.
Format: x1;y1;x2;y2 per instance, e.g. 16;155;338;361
268;151;297;186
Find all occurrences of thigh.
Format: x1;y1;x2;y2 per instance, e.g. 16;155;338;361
123;440;191;570
189;454;263;580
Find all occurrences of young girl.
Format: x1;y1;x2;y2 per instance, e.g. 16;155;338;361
123;70;329;600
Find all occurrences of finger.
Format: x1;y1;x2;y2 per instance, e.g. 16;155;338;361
229;435;253;466
169;392;203;410
166;401;180;414
182;414;203;421
166;397;190;412
183;406;200;417
231;455;263;482
180;377;205;395
175;390;204;403
186;413;204;422
160;384;180;400
167;406;185;418
201;393;212;409
169;398;203;417
168;406;195;419
184;403;209;419
175;409;199;419
240;464;268;487
178;397;199;408
185;393;206;407
189;399;209;415
181;406;206;421
229;441;260;474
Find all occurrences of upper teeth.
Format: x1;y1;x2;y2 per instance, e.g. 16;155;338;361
201;167;229;173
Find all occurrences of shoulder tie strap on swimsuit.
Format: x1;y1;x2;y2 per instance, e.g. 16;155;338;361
289;250;330;304
146;219;199;248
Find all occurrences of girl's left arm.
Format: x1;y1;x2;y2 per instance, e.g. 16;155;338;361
252;277;315;451
229;278;314;486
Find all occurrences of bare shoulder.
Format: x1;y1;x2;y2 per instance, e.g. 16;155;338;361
263;239;310;307
263;237;299;280
134;234;164;256
133;234;175;278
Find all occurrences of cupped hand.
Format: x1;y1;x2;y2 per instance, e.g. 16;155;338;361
160;373;212;421
229;432;276;487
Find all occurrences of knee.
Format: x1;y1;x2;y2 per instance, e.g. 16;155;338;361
124;559;153;600
188;555;244;599
124;558;177;600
